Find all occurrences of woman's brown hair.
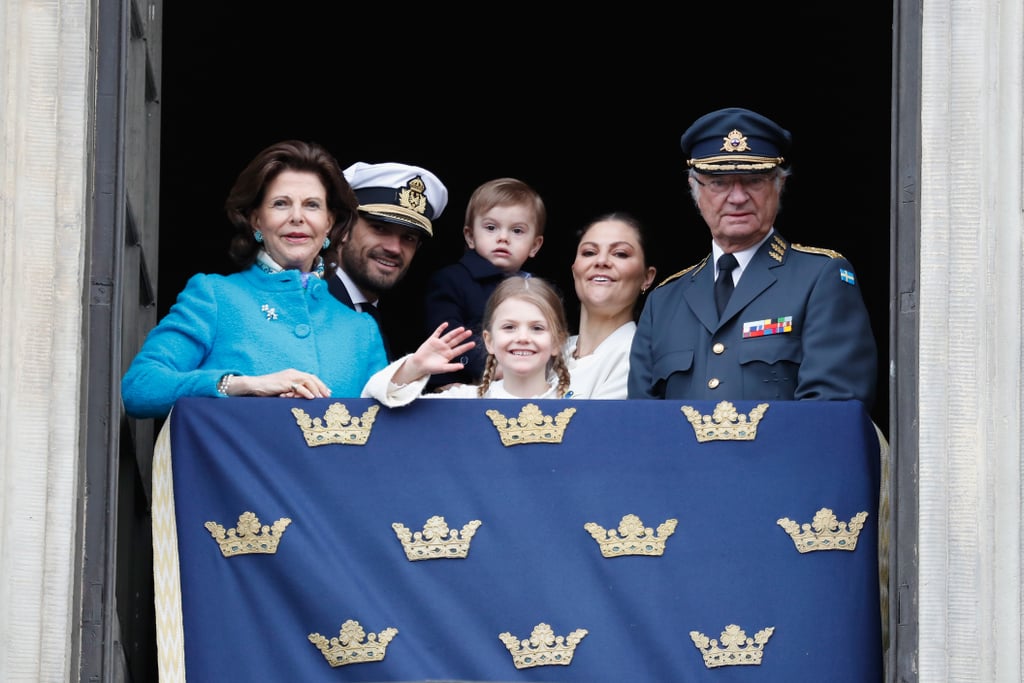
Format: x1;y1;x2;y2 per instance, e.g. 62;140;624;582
224;140;357;269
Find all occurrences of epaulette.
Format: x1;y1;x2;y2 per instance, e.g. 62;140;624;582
792;243;844;259
656;255;709;289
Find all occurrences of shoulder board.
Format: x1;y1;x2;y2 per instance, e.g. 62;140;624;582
656;255;709;289
791;243;844;259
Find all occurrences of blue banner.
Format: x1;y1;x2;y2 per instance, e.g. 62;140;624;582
154;397;882;682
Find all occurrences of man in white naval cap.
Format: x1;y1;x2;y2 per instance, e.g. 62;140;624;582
329;161;448;360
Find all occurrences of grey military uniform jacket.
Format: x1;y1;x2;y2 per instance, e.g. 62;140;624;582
627;232;877;409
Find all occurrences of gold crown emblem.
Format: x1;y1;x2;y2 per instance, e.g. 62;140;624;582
681;401;769;442
204;511;291;558
498;623;588;669
398;175;428;215
721;128;751;152
308;619;398;668
392;515;482;561
584;514;678;558
291;402;379;447
777;507;869;553
690;624;775;668
485;403;577;446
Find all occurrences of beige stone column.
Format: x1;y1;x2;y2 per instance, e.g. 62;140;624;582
919;0;1024;680
0;1;93;680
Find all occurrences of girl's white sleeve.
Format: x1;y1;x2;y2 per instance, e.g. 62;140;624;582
360;355;430;407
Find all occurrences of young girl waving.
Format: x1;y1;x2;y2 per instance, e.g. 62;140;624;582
362;276;571;405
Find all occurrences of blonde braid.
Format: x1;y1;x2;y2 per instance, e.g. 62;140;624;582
551;354;571;397
477;354;498;397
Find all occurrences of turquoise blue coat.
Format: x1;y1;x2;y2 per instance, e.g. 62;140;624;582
122;265;387;418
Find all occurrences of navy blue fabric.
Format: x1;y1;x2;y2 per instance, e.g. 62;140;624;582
423;249;522;389
681;107;792;173
169;396;882;682
354;187;441;223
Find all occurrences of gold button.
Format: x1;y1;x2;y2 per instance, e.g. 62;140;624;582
712;342;725;354
707;378;720;389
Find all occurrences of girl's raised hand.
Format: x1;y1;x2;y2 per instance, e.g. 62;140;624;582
391;323;476;385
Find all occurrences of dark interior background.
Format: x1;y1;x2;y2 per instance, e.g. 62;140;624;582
159;5;893;429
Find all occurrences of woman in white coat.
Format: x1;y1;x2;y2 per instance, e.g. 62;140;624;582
564;212;657;399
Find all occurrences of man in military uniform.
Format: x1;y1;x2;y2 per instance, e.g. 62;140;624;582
627;107;877;408
329;162;448;360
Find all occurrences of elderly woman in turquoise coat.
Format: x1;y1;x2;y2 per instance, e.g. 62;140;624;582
122;140;387;419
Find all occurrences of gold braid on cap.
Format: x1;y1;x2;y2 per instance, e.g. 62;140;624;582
356;174;434;235
688;155;784;171
358;203;433;236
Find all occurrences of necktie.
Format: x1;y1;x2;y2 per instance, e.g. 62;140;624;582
363;304;392;361
714;253;739;317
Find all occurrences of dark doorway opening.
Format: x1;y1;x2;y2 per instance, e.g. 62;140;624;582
160;5;893;429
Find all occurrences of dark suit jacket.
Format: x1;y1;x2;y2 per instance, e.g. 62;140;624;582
423;250;516;389
628;231;877;409
327;272;393;362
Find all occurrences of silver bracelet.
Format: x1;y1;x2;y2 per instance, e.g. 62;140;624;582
217;374;234;396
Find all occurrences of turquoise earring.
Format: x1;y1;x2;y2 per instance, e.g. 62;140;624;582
254;230;263;243
322;236;331;250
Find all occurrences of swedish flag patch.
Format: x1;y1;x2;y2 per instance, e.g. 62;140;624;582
840;268;856;285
